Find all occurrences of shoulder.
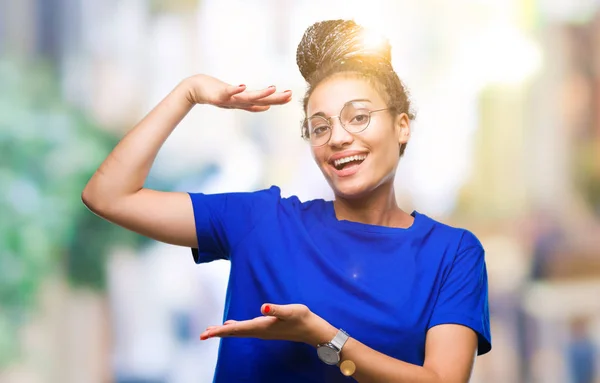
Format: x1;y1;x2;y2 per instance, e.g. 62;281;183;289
217;185;329;222
416;212;484;255
277;187;330;214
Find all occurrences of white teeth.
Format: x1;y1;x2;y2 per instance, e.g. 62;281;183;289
333;154;367;167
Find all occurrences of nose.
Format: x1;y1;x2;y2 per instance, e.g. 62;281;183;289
328;117;354;148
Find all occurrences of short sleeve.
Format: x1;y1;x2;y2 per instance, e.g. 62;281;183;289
187;186;281;264
428;233;492;355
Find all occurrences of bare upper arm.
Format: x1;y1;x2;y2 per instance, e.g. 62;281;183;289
423;324;479;383
83;188;198;248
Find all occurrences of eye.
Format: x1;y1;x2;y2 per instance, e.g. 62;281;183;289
312;125;330;136
308;116;330;136
350;113;369;125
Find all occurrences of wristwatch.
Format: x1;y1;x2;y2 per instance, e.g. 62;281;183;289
316;329;350;365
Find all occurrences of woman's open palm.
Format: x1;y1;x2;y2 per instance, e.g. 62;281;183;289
185;74;293;112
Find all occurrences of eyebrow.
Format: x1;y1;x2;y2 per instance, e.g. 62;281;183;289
309;98;373;118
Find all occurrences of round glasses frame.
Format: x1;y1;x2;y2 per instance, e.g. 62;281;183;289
301;106;392;147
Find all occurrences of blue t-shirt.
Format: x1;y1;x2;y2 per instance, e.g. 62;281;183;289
189;186;491;382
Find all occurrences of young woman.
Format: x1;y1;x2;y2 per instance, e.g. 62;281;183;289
83;19;491;382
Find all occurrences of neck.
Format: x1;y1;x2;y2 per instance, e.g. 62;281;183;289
332;182;413;228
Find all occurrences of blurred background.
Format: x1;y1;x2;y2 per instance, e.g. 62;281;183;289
1;0;600;382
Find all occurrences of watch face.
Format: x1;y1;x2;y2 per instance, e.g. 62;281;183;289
317;345;339;365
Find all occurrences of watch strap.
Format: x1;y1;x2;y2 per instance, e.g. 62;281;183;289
330;329;349;351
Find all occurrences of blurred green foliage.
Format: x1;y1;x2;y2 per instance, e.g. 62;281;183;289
0;58;144;366
575;139;600;215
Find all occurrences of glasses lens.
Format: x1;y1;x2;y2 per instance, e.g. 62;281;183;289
307;116;331;146
341;103;370;133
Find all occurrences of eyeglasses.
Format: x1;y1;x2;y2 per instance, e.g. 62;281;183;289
301;101;391;147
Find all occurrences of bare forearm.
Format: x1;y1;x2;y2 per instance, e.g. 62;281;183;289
82;80;194;209
341;338;441;383
310;321;473;383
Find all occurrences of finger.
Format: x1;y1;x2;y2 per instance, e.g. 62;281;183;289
226;84;247;96
199;319;239;340
201;322;244;339
240;105;271;113
232;86;277;103
263;304;307;320
200;327;218;340
200;331;210;340
262;303;289;318
261;304;272;316
206;316;277;339
251;90;293;106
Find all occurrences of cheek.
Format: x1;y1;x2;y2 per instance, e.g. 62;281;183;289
310;147;326;165
371;135;400;169
368;127;397;154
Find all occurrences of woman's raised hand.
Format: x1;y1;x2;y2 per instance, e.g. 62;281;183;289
183;74;293;112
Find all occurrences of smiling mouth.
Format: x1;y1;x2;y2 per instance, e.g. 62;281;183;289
332;154;367;170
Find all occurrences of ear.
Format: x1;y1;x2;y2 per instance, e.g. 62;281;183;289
395;113;411;145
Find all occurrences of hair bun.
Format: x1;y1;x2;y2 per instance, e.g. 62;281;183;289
296;19;392;82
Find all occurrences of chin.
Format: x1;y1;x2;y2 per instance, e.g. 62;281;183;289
328;178;374;200
317;158;395;200
317;163;371;199
324;168;396;201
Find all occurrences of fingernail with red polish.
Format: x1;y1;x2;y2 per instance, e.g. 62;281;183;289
268;85;275;89
239;84;246;88
264;305;271;314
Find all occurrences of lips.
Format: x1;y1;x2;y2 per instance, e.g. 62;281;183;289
327;150;369;166
333;154;368;169
328;153;369;178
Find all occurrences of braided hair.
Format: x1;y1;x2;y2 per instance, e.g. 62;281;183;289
297;20;415;156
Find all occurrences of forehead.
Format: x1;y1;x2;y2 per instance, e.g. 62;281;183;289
306;75;385;116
